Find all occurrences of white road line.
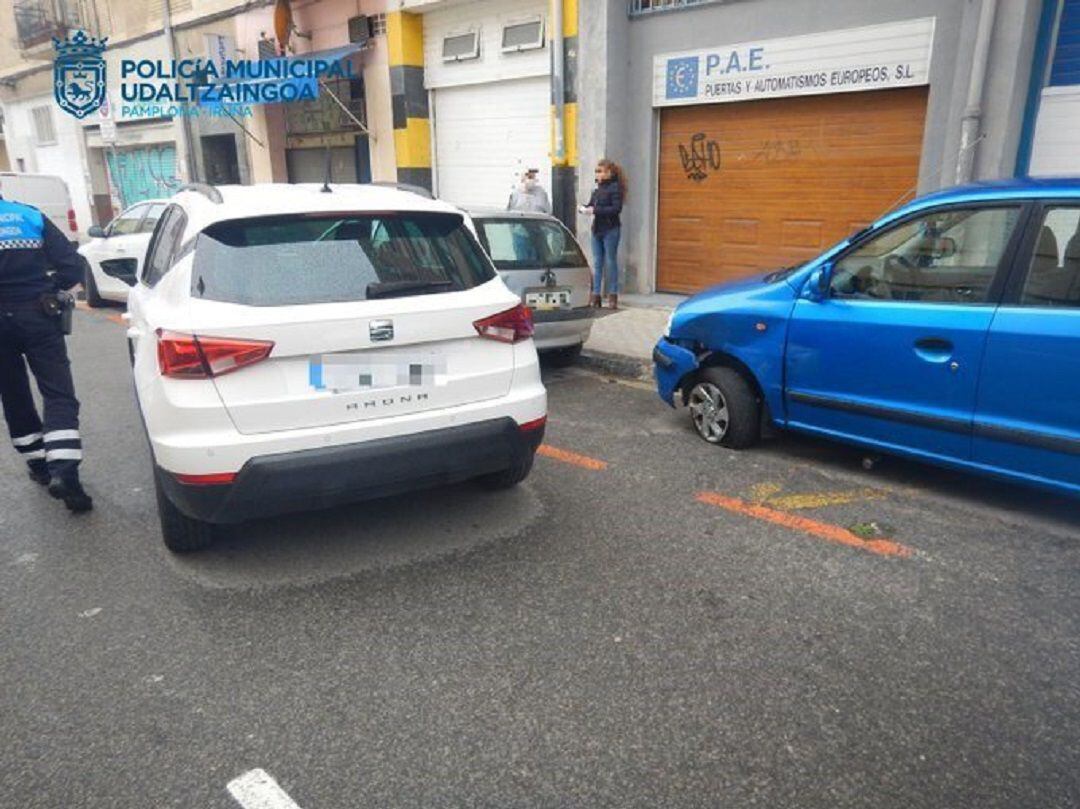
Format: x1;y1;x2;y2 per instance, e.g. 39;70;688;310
227;769;304;809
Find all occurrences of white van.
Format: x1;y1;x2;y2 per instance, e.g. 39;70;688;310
0;172;82;243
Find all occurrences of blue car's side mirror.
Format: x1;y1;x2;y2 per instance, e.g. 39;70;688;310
806;262;832;302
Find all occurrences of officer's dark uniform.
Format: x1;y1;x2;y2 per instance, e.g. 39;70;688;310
0;196;92;512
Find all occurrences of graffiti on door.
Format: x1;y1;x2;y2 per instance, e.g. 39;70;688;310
754;139;801;163
105;146;182;207
677;132;722;182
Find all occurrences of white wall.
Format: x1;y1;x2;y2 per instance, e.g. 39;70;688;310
1;95;94;239
421;0;549;89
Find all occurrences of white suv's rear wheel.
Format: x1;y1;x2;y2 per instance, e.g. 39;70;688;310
153;469;215;553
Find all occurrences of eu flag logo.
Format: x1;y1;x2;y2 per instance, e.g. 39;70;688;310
666;56;699;100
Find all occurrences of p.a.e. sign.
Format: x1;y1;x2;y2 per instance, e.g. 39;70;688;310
653;17;935;107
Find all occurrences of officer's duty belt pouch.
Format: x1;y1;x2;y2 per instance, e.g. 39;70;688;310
40;292;75;335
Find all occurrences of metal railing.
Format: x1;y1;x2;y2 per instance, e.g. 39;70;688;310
13;0;81;49
628;0;724;17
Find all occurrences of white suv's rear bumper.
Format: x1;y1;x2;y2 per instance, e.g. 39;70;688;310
156;413;546;524
148;372;546;476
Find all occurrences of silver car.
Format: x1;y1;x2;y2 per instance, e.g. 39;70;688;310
470;210;593;362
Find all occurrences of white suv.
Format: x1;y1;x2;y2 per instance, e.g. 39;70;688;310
128;183;547;552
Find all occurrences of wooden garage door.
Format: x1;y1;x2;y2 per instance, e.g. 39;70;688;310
656;87;928;293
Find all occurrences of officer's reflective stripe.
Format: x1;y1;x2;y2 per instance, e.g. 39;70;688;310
45;448;82;461
22;450;45;460
44;430;80;442
0;238;45;250
14;435;44;456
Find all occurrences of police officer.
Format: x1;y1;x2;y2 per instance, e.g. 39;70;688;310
0;194;92;512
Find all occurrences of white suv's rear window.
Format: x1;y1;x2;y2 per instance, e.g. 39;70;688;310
192;212;495;306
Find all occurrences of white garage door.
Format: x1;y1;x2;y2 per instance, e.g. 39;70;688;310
433;76;551;210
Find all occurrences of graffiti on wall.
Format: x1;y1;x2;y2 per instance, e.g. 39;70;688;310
678;132;722;182
105;146;182;207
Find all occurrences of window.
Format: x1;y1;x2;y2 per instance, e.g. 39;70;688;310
143;205;188;286
140;203;167;234
831;207;1021;304
628;0;722;17
31;106;56;145
442;31;480;62
108;205;148;236
502;18;544;53
476;218;588;270
190;212;495;306
370;13;387;36
1020;207;1080;308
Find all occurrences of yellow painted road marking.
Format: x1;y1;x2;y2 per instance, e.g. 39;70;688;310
747;481;883;510
767;488;884;510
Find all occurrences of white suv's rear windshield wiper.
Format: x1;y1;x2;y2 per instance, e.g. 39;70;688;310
366;279;456;300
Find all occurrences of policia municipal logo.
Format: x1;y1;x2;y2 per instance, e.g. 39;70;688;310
53;31;108;120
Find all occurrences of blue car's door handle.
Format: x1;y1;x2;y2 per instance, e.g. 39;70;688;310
914;337;954;363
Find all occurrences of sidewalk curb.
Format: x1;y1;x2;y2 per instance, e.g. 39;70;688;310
578;348;653;382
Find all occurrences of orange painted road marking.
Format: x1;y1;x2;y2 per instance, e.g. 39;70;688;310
696;491;913;559
537;444;608;471
75;302;125;326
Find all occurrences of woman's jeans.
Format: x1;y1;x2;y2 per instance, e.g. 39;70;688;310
591;227;621;295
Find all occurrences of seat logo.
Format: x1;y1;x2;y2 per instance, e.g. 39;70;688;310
53;31;108;120
369;319;394;342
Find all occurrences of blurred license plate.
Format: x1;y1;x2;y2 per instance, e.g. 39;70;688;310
525;287;571;311
309;351;446;393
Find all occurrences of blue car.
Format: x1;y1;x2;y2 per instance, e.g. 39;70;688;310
654;178;1080;498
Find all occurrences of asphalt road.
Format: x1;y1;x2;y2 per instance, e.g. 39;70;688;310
1;308;1078;808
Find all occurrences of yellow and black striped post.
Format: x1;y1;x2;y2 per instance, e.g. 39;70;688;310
387;11;431;190
551;0;578;226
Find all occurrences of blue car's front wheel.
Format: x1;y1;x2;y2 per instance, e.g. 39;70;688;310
686;367;761;449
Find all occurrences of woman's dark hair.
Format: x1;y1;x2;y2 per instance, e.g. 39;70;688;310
598;159;628;199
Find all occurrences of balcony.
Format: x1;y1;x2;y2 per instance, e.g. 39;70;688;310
14;0;82;51
629;0;724;17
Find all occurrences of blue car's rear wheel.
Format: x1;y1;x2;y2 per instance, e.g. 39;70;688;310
687;367;760;449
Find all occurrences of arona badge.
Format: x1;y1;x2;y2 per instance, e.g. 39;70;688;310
53;31;108;120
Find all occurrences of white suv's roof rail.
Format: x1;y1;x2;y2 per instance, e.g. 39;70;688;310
176;183;223;204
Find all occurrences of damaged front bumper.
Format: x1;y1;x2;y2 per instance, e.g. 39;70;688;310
653;336;700;407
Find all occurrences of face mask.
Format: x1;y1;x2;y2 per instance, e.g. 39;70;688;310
524;178;536;190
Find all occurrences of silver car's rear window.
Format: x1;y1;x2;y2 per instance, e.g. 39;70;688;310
192;212;495;306
476;218;589;271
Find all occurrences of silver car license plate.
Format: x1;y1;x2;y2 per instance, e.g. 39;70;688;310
525;287;571;311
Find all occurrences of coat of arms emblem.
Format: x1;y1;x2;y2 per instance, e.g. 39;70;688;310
53;31;108;120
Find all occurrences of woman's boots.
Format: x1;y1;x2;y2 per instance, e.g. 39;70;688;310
607;294;618;310
590;294;603;308
590;294;618;309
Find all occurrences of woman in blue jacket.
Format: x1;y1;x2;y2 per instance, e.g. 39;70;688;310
584;159;626;309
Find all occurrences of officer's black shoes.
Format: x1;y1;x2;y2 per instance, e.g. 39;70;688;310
47;476;94;513
27;460;50;486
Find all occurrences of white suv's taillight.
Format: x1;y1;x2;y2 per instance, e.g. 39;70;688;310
157;330;274;379
473;304;534;344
